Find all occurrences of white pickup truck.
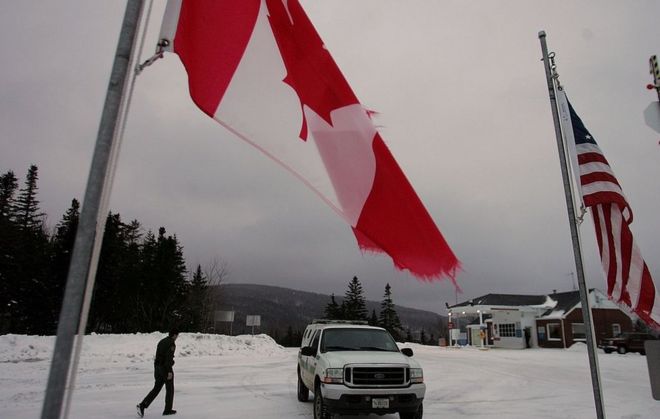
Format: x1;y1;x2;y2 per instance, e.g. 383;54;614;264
297;320;425;419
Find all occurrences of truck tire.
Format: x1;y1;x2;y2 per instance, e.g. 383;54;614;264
617;346;627;354
297;368;309;402
400;403;423;419
314;382;332;419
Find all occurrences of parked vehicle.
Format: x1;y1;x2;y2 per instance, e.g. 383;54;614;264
297;320;425;419
599;332;658;355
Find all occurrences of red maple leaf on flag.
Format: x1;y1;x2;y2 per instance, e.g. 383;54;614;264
266;0;359;141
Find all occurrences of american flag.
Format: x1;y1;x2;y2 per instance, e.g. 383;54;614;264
558;89;659;329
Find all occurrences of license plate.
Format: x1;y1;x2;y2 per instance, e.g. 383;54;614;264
372;398;389;409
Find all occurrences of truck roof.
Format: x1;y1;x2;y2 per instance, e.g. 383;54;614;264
306;320;384;331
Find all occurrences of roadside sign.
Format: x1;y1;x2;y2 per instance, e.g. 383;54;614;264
246;315;261;327
246;315;261;335
215;310;235;322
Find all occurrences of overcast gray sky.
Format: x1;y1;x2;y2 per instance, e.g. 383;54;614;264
1;0;658;314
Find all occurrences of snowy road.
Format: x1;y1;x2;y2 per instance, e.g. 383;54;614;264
0;333;656;418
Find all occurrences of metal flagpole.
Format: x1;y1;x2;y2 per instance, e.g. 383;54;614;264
538;31;606;419
41;1;144;418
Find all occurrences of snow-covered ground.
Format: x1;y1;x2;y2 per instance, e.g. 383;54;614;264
0;333;656;418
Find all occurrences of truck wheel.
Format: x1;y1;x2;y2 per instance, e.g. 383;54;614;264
603;349;612;354
297;368;309;402
400;403;423;419
617;346;627;354
313;382;332;419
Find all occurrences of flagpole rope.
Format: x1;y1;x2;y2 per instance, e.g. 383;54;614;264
135;0;155;67
135;0;167;75
549;52;587;224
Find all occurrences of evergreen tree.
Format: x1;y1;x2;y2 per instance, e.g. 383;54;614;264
137;229;158;331
420;329;427;345
343;276;368;321
0;171;19;331
47;199;80;333
369;309;379;326
88;219;190;333
186;264;208;331
11;165;45;231
378;283;403;341
0;170;18;219
89;212;127;332
324;293;342;319
7;166;51;333
116;219;144;331
406;328;413;343
89;214;146;333
151;227;188;330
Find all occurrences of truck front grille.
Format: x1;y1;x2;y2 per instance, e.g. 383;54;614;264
347;366;406;386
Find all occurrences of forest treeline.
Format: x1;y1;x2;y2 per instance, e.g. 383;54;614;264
321;276;436;345
1;165;437;344
0;165;218;335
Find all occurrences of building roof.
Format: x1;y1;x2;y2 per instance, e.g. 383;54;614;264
449;290;608;320
539;291;582;318
449;293;548;309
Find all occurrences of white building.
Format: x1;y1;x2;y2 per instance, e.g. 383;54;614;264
447;289;632;349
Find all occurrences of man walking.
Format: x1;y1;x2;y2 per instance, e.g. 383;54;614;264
137;329;179;416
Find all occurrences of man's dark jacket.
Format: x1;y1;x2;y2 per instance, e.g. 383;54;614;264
154;336;176;374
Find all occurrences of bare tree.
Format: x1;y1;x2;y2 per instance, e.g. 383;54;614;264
202;258;229;332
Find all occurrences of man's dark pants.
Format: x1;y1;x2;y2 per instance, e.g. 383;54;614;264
141;366;174;411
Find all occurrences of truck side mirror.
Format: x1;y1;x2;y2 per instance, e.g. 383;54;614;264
300;346;316;357
401;348;414;357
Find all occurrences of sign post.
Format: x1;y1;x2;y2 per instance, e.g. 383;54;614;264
246;315;261;335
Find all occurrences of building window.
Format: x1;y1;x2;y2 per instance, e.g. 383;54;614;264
547;323;562;341
571;323;586;341
498;323;516;337
612;323;621;337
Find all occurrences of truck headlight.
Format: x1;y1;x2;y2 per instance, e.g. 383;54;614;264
410;368;424;384
322;368;344;384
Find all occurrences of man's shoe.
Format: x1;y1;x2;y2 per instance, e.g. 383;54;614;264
163;410;177;416
136;404;145;418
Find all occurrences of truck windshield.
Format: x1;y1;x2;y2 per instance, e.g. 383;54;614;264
320;328;399;353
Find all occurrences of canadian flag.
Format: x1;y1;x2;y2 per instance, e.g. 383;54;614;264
159;0;460;283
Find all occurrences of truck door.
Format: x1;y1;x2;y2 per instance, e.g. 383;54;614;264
307;330;321;385
301;330;319;385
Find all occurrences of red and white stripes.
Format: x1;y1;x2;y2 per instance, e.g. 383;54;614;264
559;89;659;328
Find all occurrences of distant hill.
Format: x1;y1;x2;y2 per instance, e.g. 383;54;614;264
211;284;447;342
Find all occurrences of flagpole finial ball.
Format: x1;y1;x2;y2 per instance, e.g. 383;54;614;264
538;30;546;38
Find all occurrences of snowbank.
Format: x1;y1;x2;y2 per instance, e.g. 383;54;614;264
0;333;285;364
0;334;55;363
